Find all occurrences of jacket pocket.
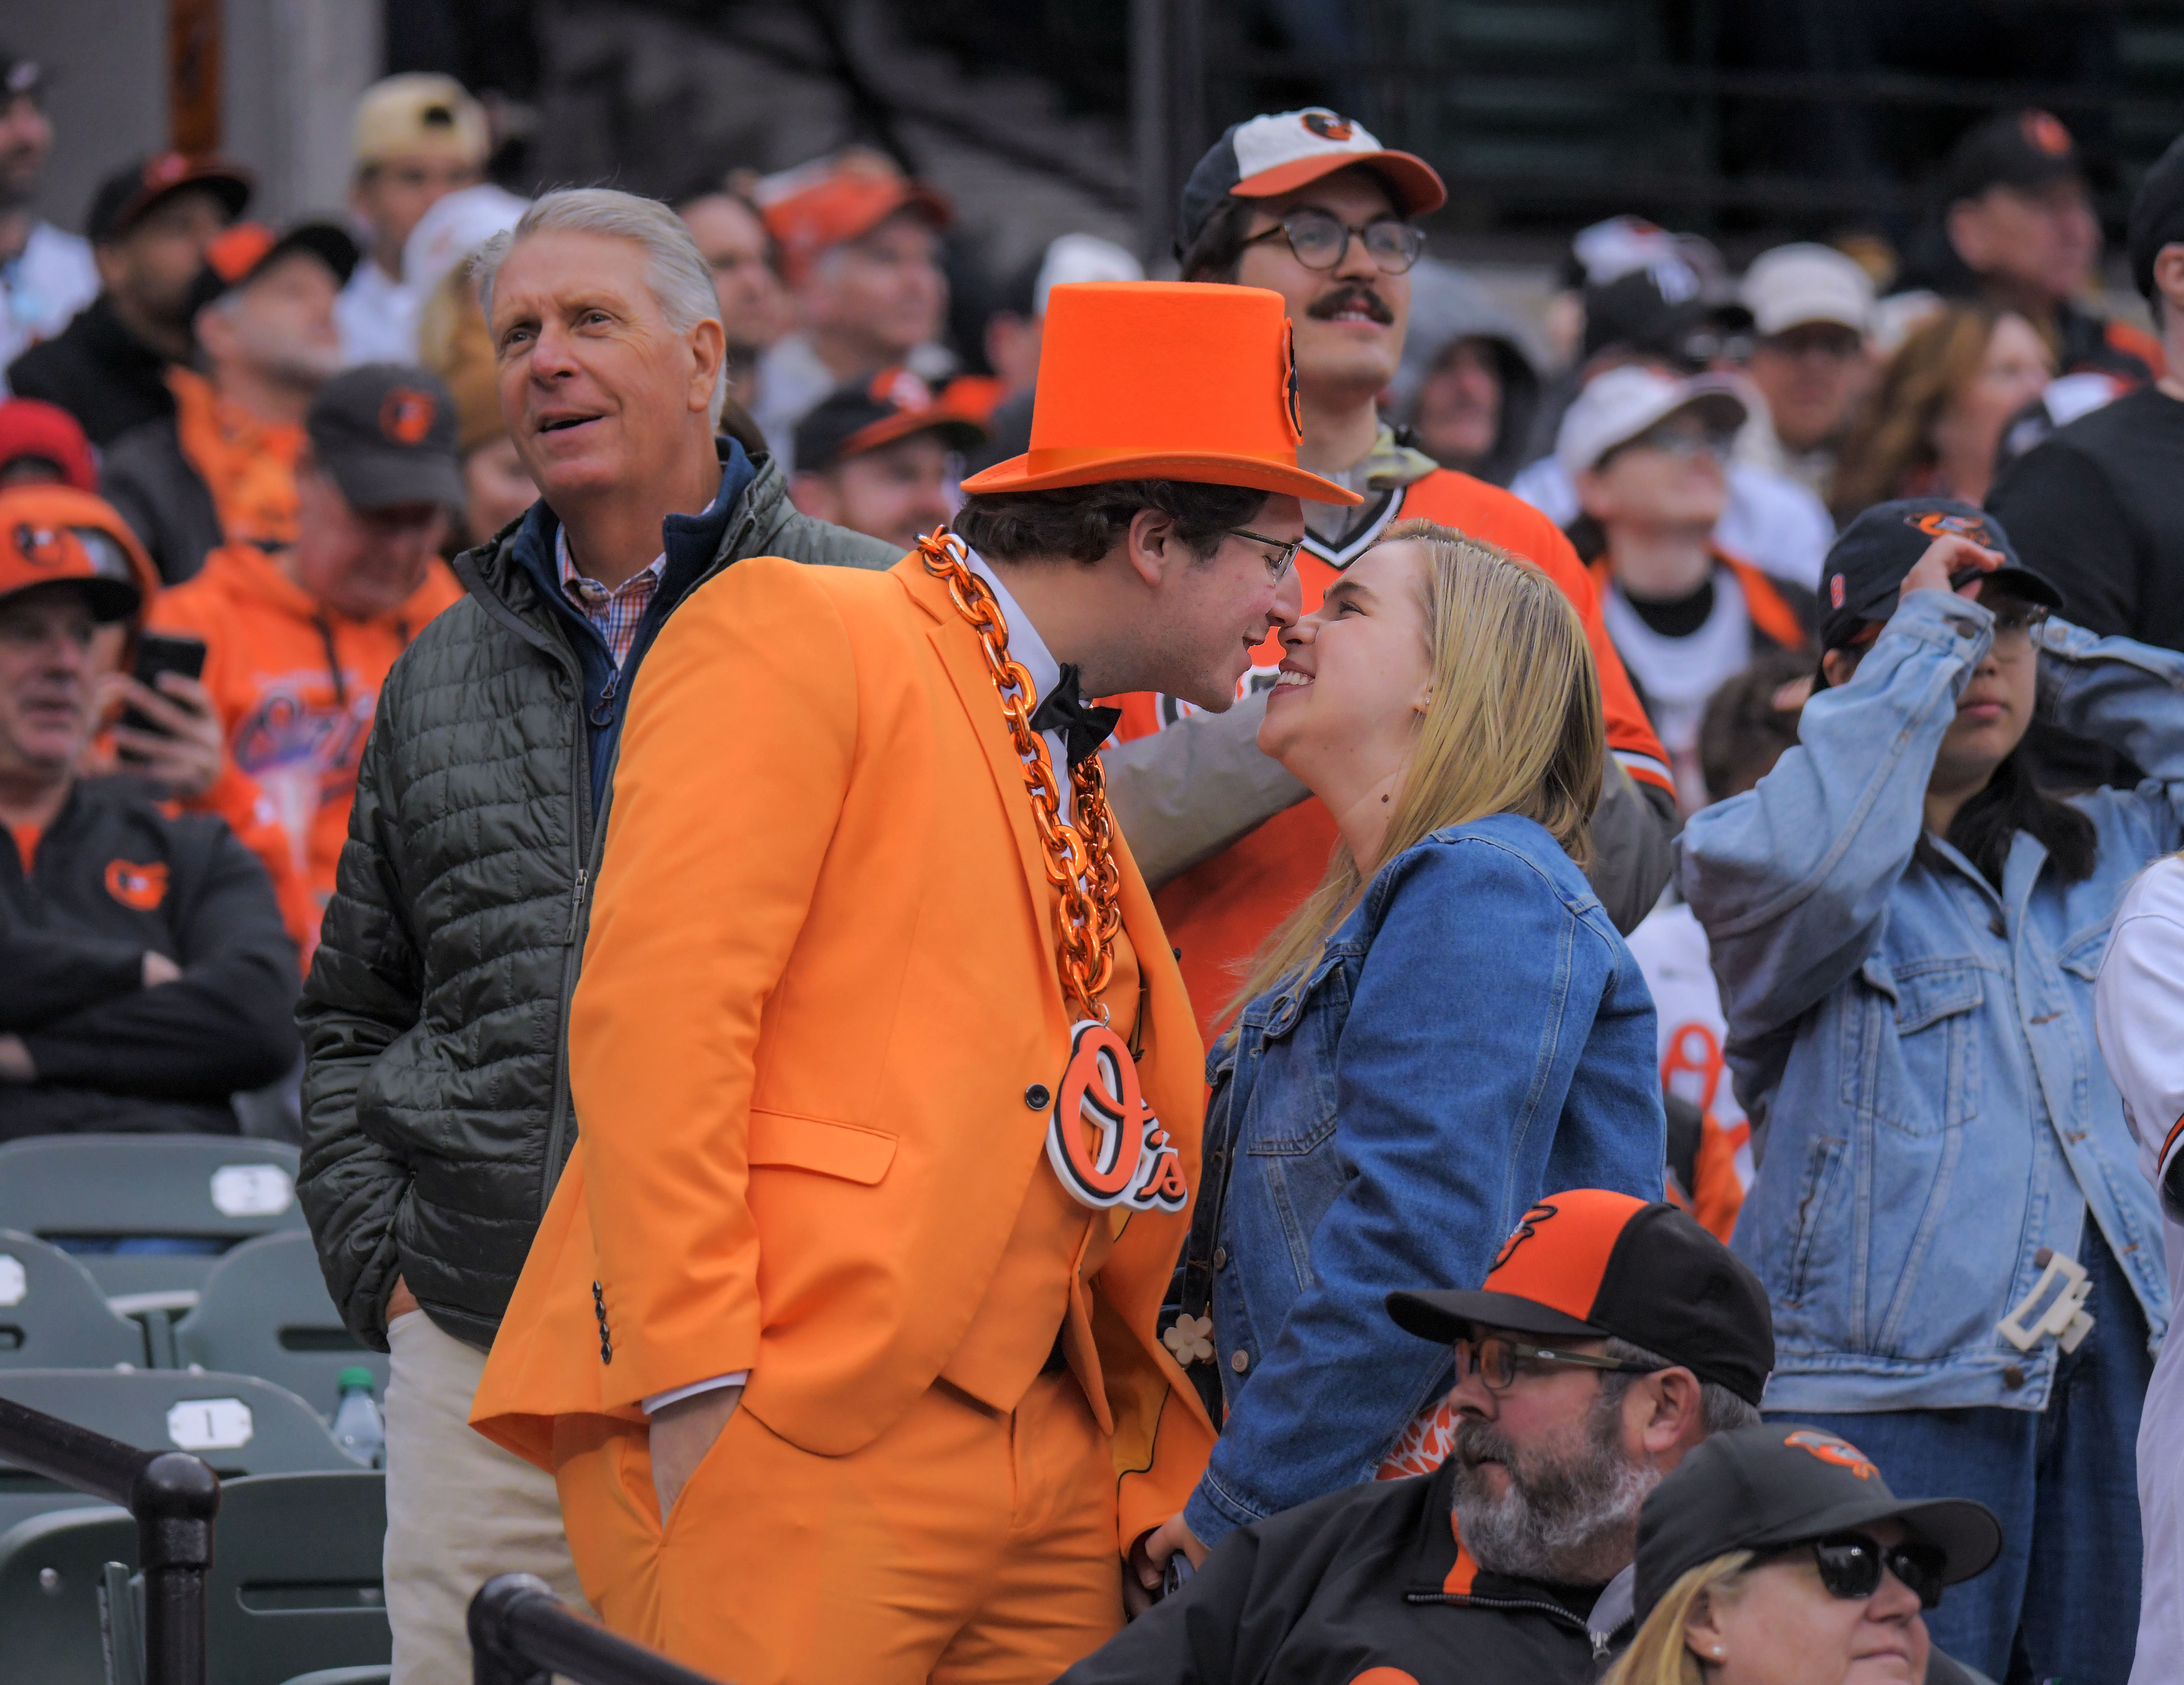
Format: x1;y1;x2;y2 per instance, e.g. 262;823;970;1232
1840;955;1984;1138
747;1110;897;1185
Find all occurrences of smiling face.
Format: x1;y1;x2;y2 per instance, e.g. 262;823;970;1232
800;211;947;367
0;585;101;785
1692;1520;1930;1685
1232;167;1411;409
490;229;724;511
1259;537;1434;794
1120;495;1306;709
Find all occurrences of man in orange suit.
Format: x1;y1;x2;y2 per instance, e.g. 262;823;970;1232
471;279;1360;1683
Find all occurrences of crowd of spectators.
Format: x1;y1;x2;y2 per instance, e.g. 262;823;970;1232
8;30;2184;1685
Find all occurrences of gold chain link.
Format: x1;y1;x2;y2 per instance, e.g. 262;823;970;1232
918;527;1122;1022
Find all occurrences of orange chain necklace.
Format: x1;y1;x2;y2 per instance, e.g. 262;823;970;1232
917;527;1123;1022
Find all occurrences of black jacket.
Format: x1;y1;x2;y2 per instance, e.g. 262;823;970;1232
100;414;221;585
0;776;300;1139
1059;1459;1624;1685
296;448;898;1353
6;296;178;447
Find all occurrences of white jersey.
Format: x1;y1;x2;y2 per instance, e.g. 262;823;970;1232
1625;901;1753;1228
2094;854;2184;1685
0;221;98;393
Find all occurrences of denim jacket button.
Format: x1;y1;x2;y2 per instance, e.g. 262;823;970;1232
1230;1349;1250;1373
2002;1365;2026;1389
1212;1246;1227;1269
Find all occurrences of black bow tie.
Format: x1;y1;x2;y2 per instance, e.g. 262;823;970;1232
1028;665;1121;769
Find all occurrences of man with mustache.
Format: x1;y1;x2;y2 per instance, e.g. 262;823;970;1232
1104;111;1677;1046
1060;1190;1772;1684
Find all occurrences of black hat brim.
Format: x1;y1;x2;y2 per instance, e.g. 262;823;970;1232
1386;1287;1604;1346
0;575;141;624
1737;1492;2003;1587
321;446;467;515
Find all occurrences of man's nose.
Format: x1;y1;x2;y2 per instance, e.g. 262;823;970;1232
1446;1361;1497;1419
1331;228;1379;283
1269;563;1304;630
528;319;579;380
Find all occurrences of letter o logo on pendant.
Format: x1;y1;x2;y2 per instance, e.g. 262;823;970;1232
1049;1022;1145;1204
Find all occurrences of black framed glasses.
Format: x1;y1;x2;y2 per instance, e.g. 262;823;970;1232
1766;1531;1949;1611
1240;210;1427;275
1229;526;1303;582
1453;1334;1667;1394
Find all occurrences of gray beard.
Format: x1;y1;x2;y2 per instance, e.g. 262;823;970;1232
1448;1398;1660;1586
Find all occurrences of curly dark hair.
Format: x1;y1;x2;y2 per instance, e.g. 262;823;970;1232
953;479;1269;563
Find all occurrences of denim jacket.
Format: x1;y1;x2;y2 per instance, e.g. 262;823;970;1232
1682;591;2175;1415
1177;813;1665;1548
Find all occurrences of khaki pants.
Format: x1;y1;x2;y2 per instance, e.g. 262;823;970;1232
385;1310;592;1685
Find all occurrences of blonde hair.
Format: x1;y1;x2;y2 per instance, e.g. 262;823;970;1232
1603;1553;1755;1685
1228;519;1605;1017
1827;302;2027;522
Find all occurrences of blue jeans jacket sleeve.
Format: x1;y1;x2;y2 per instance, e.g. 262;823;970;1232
2041;615;2184;795
1680;590;1990;1108
1184;833;1663;1547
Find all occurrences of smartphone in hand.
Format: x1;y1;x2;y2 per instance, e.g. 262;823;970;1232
118;632;207;740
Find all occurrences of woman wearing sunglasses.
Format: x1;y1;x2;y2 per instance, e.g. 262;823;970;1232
1140;520;1665;1583
1608;1423;2001;1685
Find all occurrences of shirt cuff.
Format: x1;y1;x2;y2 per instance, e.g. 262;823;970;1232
641;1372;749;1416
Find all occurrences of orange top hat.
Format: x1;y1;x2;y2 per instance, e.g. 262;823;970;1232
959;281;1361;505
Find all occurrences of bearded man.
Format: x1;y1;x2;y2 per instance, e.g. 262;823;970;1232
1058;1190;1772;1684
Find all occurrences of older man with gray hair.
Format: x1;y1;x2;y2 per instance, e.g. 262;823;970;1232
294;187;896;1684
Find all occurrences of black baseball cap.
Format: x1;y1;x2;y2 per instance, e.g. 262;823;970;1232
1634;1423;2003;1622
1941;109;2083;206
87;152;253;245
2130;131;2184;305
1385;1188;1775;1406
1818;499;2060;654
1580;269;1753;370
188;219;360;319
306;365;463;513
793;367;986;476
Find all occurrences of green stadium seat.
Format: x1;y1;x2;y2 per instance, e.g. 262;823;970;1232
0;1370;352;1536
0;1502;130;1685
0;1231;147;1372
0;1135;304;1302
173;1232;384;1419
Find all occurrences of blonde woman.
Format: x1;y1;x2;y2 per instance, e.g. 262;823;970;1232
1610;1424;1999;1685
1143;519;1666;1578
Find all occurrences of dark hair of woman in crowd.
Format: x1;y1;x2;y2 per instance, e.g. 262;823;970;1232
1827;303;2052;523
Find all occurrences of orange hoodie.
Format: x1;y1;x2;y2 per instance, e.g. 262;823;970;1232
149;542;463;957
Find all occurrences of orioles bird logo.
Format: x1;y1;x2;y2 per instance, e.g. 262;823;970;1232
2023;110;2073;158
1783;1429;1879;1480
1906;508;1997;549
1492;1200;1560;1272
12;523;67;570
104;859;169;912
1302;110;1354;143
380;388;438;446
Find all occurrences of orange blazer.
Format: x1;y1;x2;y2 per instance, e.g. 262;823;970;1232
471;551;1216;1547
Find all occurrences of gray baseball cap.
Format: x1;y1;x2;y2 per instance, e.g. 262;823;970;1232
306;364;464;513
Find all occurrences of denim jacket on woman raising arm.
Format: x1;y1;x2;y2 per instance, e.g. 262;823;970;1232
1681;590;2174;1416
1175;812;1665;1549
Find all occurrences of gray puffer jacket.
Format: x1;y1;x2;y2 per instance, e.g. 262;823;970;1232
297;449;896;1351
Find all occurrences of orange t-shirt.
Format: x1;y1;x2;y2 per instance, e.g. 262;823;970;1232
1109;467;1672;1042
149;542;464;959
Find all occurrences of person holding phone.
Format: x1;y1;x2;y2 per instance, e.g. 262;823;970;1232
1681;498;2177;1679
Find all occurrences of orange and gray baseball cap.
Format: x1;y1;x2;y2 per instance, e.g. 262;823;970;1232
756;151;951;285
188;219;360;318
0;486;150;621
1386;1188;1775;1405
88;152;252;245
794;367;988;474
307;365;464;512
1180;108;1445;253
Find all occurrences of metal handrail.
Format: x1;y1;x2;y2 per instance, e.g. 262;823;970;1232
469;1574;727;1685
0;1390;219;1685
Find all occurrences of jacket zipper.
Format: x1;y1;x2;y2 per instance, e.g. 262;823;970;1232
1403;1590;1590;1631
563;867;589;945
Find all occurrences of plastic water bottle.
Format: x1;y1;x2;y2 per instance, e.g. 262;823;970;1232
331;1367;385;1469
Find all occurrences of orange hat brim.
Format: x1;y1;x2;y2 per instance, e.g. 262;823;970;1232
960;448;1362;505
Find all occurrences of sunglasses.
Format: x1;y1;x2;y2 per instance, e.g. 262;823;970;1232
1239;210;1427;275
1766;1531;1949;1611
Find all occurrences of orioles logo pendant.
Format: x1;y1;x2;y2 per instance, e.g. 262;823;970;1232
1046;1020;1190;1213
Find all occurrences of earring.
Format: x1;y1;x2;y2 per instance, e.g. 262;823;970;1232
1712;1647;1725;1658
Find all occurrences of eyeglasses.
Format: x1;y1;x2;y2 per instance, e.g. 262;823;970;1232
1240;210;1428;275
1617;420;1737;463
1764;1531;1949;1611
1229;526;1303;582
1453;1334;1667;1394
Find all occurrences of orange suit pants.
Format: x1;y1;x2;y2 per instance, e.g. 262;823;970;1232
549;1369;1124;1684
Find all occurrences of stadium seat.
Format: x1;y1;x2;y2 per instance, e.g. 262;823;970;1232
0;1230;147;1371
0;1135;305;1302
173;1232;386;1419
0;1370;352;1536
0;1502;130;1685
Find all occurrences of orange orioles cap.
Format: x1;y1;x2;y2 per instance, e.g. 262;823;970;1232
1384;1187;1775;1405
958;281;1362;506
0;485;154;622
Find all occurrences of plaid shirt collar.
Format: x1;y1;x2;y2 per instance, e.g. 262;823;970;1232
554;522;664;670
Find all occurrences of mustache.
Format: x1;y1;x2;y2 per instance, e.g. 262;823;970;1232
1306;284;1395;325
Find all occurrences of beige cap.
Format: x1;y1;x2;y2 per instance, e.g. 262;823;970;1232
1740;243;1874;338
353;73;489;172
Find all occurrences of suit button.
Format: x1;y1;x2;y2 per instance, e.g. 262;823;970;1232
2002;1365;2026;1389
1212;1247;1227;1269
1230;1349;1249;1373
1025;1084;1051;1110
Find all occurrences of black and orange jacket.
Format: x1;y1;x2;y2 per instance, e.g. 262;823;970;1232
1057;1456;1623;1685
0;775;299;1140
